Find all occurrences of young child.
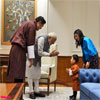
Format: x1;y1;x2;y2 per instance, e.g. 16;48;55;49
66;54;80;100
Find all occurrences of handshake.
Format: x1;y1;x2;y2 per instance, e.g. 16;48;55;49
50;50;59;57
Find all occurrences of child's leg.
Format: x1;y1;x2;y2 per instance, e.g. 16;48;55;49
69;91;77;99
69;91;74;99
73;91;77;98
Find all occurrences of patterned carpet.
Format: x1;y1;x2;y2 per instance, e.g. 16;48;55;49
23;87;80;100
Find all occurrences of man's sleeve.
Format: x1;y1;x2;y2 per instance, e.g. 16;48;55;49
27;24;35;59
38;37;50;56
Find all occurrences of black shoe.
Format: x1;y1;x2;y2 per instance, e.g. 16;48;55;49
29;93;36;99
69;95;74;99
34;92;45;97
71;97;76;100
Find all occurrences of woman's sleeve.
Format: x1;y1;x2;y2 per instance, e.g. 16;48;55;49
84;39;94;62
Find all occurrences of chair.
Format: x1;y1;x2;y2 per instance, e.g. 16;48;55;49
39;43;58;95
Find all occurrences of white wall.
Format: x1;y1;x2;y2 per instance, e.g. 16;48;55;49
48;0;100;56
36;0;49;36
48;0;73;56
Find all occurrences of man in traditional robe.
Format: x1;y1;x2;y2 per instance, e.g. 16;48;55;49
26;32;59;99
7;16;46;83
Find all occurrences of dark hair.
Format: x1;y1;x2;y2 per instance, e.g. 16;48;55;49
35;16;46;24
74;29;85;48
72;54;79;63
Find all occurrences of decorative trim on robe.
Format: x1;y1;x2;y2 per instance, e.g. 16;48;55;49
69;69;73;76
27;45;35;59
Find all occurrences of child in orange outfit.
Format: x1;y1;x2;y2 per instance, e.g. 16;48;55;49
66;54;80;100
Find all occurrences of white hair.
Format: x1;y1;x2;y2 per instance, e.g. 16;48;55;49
48;32;57;38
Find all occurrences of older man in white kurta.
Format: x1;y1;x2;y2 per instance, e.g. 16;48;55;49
26;32;59;99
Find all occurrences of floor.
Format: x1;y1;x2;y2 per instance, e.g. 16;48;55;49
23;84;80;100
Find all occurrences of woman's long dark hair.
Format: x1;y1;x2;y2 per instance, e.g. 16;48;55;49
74;29;85;48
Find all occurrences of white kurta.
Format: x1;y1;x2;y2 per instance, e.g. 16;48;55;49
25;37;50;79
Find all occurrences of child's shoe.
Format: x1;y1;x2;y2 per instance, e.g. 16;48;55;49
71;96;76;100
69;95;74;99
